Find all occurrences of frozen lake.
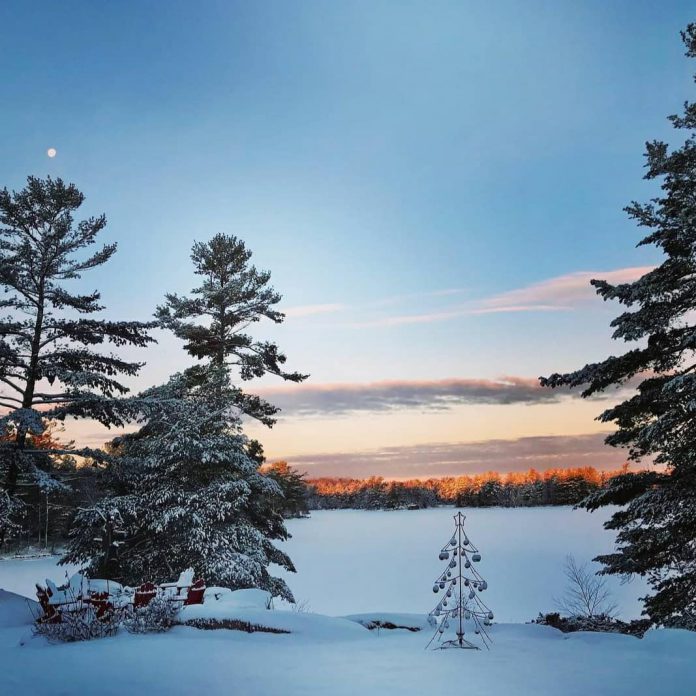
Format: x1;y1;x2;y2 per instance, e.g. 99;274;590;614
0;507;648;624
276;506;648;622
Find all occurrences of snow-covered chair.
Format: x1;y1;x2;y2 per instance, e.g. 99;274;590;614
83;577;124;597
134;582;157;608
184;579;205;606
45;578;80;607
35;584;61;624
160;567;195;600
177;568;195;590
87;591;114;621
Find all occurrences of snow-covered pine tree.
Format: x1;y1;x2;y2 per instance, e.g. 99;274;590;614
541;26;696;628
66;234;306;599
155;233;307;426
262;460;310;518
63;370;296;601
0;176;154;546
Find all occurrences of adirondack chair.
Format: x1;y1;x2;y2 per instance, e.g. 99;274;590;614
160;567;195;599
134;582;157;608
88;591;114;621
45;578;83;613
183;578;205;606
35;584;61;624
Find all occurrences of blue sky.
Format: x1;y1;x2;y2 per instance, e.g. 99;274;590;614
1;1;694;475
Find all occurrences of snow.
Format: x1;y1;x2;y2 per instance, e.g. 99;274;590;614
0;590;38;629
0;507;646;621
275;507;649;621
205;587;273;609
0;556;79;597
0;508;693;695
0;614;694;695
180;602;369;640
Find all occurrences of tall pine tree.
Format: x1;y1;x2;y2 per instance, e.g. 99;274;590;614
156;233;307;426
541;26;696;628
0;176;153;545
66;234;306;599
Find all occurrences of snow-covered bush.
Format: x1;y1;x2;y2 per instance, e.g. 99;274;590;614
533;612;650;638
123;595;179;634
34;604;126;643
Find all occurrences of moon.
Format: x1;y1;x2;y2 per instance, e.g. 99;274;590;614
47;148;57;158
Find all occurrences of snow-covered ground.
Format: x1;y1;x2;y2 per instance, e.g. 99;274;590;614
276;507;649;621
0;601;694;696
0;507;694;695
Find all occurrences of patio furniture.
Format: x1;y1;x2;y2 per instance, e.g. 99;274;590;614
35;584;61;624
183;579;206;606
88;591;114;621
134;582;157;608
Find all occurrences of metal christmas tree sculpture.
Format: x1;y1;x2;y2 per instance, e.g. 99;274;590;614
427;511;493;650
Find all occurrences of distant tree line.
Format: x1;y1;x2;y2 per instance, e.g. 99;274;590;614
304;466;632;511
1;457;634;555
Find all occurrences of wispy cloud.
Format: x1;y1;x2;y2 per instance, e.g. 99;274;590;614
256;376;571;416
283;432;627;478
283;303;347;318
478;266;652;313
354;266;653;328
370;287;468;308
282;288;469;319
280;267;652;328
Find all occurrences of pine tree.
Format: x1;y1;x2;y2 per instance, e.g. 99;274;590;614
0;176;153;545
263;461;310;518
541;26;696;628
66;234;306;600
155;233;307;426
63;371;296;600
0;420;76;549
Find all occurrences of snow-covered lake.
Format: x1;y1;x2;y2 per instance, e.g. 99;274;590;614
276;507;648;622
0;506;647;623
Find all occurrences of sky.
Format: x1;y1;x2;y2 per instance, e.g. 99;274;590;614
1;1;694;478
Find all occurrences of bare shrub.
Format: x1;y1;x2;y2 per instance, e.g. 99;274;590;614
291;599;311;613
34;605;126;643
555;554;617;619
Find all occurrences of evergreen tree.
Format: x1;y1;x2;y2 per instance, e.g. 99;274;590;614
0;420;76;549
63;371;296;600
541;26;696;627
66;234;306;599
155;233;307;425
263;461;310;518
0;176;153;545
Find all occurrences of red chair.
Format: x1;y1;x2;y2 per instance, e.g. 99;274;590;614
183;579;205;606
88;591;113;621
134;582;157;608
35;584;61;624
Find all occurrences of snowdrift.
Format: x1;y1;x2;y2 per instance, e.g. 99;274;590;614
0;590;38;628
